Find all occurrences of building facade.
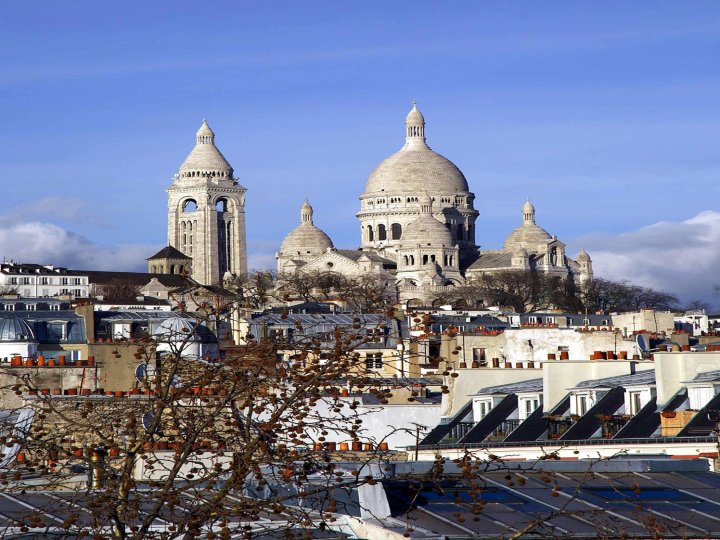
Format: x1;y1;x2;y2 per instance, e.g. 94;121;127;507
0;263;89;299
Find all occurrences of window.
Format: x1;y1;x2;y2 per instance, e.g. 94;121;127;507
377;224;387;241
21;277;31;285
628;391;643;415
3;304;14;311
74;278;82;285
49;304;60;311
10;277;17;285
61;277;69;285
476;400;492;419
74;289;82;297
527;316;538;324
60;288;69;294
472;348;486;362
522;397;540;419
27;304;36;311
47;322;66;341
391;223;402;240
41;289;49;296
577;395;588;416
365;353;383;370
545;316;555;324
40;277;49;285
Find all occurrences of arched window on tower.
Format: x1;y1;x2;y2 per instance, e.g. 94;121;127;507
183;199;198;212
422;255;429;265
391;223;402;240
377;224;387;241
367;225;374;242
456;223;465;241
216;199;228;213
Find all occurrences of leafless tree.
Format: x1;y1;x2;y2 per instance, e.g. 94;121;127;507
579;278;679;313
0;307;416;539
225;269;278;309
433;271;579;313
99;279;143;300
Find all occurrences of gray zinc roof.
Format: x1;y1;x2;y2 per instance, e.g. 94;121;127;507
574;370;656;389
472;378;544;396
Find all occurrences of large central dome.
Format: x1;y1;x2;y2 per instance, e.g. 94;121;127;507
363;104;469;194
357;103;478;254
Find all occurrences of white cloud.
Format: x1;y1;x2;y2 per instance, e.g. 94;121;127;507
568;211;720;304
0;221;157;272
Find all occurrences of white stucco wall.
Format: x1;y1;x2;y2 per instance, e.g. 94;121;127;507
442;367;542;418
503;328;637;363
542;360;654;413
312;398;441;450
612;310;675;335
654;352;720;406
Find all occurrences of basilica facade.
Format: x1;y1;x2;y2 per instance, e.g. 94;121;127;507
277;103;593;303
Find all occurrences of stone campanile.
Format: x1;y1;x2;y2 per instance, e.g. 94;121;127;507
167;120;247;285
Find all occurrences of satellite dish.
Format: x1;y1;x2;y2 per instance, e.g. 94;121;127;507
636;334;649;353
134;363;156;382
141;411;164;436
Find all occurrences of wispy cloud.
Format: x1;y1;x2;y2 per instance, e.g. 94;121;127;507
567;211;720;305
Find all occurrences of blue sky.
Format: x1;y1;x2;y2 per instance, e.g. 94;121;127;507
1;2;719;302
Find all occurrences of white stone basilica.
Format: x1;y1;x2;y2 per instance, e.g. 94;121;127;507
147;105;591;302
277;103;593;303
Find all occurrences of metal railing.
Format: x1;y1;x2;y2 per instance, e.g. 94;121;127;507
414;435;717;451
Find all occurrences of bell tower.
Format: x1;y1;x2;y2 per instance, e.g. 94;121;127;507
167;120;248;285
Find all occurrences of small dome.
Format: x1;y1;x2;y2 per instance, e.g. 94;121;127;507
503;223;552;251
577;249;591;262
279;201;333;257
504;199;552;251
279;226;333;256
0;317;36;342
402;215;454;246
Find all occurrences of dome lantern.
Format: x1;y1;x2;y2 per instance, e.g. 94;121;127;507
301;200;314;224
523;198;536;224
405;100;426;145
